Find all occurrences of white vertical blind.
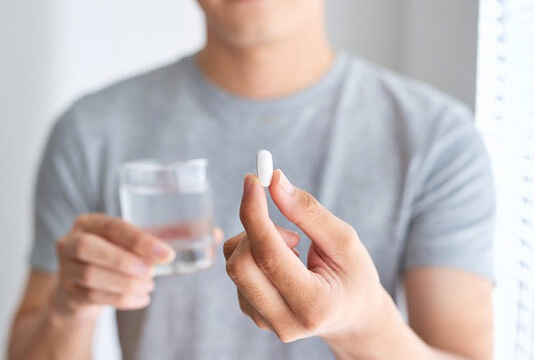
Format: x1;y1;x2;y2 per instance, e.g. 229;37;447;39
476;0;534;359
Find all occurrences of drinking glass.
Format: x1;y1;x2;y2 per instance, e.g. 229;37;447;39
119;159;215;276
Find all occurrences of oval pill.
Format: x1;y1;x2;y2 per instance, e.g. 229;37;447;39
256;150;273;187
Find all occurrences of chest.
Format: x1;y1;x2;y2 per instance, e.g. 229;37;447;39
98;109;411;293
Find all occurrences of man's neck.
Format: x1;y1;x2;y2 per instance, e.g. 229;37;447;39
197;20;334;99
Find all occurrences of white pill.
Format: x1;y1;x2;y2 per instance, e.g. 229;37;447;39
256;149;273;187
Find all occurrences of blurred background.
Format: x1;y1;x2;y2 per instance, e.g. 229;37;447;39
0;0;490;358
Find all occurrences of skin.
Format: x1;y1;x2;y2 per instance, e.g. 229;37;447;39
9;0;493;359
8;215;222;360
196;0;334;99
224;171;493;359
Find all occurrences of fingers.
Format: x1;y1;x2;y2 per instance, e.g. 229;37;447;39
73;214;175;263
269;169;358;257
223;233;243;261
240;175;311;298
65;285;151;310
223;227;300;261
237;290;272;331
65;261;155;295
60;232;152;277
226;236;299;338
56;225;158;312
276;226;301;249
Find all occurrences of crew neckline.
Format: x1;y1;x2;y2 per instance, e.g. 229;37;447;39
182;52;349;116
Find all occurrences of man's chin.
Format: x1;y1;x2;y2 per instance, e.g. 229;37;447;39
211;22;291;48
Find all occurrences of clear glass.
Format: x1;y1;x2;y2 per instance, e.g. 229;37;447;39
119;159;214;276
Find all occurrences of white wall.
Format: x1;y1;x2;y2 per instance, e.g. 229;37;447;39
325;0;479;108
401;0;479;112
0;1;205;358
0;1;479;358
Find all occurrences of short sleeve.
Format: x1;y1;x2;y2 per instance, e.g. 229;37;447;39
404;106;496;282
30;106;95;272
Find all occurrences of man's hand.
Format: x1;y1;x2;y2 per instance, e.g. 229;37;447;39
223;171;481;359
52;214;176;320
9;215;224;360
223;170;388;343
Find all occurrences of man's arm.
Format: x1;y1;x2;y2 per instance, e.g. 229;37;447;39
325;268;493;360
8;270;96;360
224;170;493;359
8;214;179;360
405;267;493;359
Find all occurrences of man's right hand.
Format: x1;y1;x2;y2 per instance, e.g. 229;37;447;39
52;213;176;320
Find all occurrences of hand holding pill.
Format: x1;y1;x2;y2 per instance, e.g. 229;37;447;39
223;164;392;347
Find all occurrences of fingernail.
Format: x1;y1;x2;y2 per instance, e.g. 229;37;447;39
244;174;254;194
278;170;294;195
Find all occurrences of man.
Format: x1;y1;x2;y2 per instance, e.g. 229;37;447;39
9;0;495;359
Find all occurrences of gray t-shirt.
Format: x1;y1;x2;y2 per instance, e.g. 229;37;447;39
31;53;495;360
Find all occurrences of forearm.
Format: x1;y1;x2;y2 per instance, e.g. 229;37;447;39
9;306;96;360
323;290;467;360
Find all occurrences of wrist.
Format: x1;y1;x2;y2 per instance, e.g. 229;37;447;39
321;286;392;348
322;288;431;360
47;286;102;327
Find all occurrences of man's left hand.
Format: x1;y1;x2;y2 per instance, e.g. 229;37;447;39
223;170;389;344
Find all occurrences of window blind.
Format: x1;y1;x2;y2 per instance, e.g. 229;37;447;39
476;0;534;359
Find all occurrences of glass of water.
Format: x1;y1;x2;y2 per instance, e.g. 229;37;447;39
119;159;215;276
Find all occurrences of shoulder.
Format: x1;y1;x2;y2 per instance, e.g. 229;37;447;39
342;55;481;160
59;55;193;132
347;55;474;127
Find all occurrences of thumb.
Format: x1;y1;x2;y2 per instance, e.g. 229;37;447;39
269;169;358;258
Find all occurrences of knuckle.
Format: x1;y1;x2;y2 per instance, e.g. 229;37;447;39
223;239;234;256
301;192;322;217
238;209;248;225
74;215;89;229
342;223;358;240
257;321;271;331
223;236;242;260
339;224;359;248
301;314;322;332
55;237;67;255
251;316;269;330
223;240;231;253
226;258;247;284
253;249;280;275
256;323;270;331
72;236;88;258
291;192;323;226
300;304;330;332
103;217;121;237
307;204;324;222
274;329;297;343
222;243;232;260
239;207;257;226
238;299;248;314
